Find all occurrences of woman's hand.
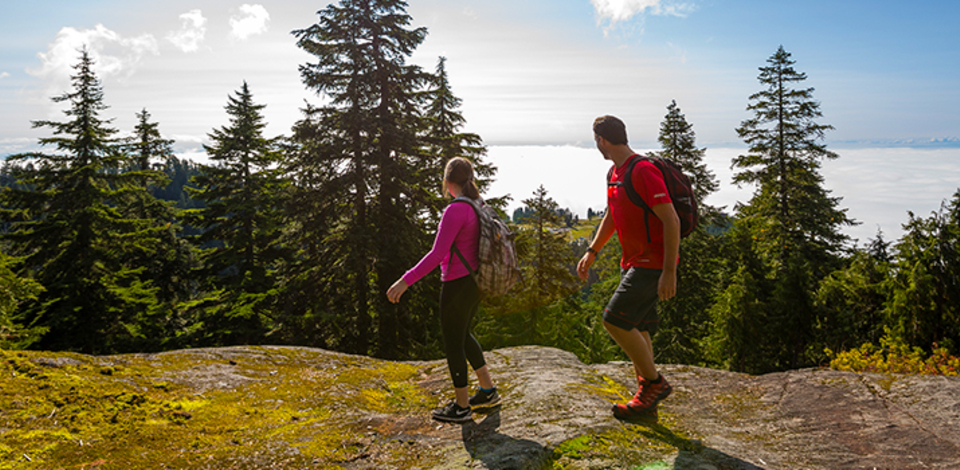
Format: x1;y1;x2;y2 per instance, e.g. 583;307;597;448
386;278;409;303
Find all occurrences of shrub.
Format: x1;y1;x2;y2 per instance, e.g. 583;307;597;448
826;334;960;376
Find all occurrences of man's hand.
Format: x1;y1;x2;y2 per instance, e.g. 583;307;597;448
658;269;677;301
576;252;595;281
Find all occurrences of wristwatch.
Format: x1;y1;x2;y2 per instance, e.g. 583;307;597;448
586;246;598;255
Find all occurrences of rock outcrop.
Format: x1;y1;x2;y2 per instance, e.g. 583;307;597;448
2;345;958;469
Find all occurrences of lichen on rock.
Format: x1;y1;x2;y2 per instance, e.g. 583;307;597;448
2;345;960;469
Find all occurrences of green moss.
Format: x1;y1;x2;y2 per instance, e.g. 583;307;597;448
0;347;438;468
629;461;672;470
876;375;897;392
555;434;592;459
546;371;707;469
569;372;632;404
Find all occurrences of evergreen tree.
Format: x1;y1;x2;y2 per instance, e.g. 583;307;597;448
477;186;578;345
706;223;774;372
733;46;854;268
293;0;439;358
650;100;724;365
713;46;855;372
423;56;496;198
125;109;174;186
886;192;960;353
122;110;196;299
185;82;288;346
658;100;718;203
0;251;45;349
815;237;891;357
0;49;160;353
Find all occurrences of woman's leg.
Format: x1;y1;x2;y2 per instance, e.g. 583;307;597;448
459;293;494;390
440;276;477;407
474;365;494;390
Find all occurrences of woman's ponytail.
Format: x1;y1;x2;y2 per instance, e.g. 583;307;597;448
443;157;480;200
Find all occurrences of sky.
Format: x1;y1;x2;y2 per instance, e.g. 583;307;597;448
2;0;959;244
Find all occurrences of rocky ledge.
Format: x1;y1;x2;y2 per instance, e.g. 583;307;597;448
1;345;958;469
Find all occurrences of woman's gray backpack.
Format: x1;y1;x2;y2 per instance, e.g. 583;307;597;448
449;197;521;297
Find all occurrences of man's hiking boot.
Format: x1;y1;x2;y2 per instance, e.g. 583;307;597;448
641;374;672;405
469;387;501;409
613;403;659;424
432;401;472;423
612;374;671;422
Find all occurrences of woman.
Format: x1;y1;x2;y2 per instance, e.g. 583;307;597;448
386;157;499;423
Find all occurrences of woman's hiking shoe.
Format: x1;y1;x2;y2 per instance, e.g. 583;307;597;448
612;375;672;421
469;387;501;409
432;402;472;423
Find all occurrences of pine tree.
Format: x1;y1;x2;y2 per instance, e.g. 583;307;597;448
658;100;718;203
477;186;579;345
733;46;854;268
0;251;45;349
423;56;496;197
125;109;175;187
714;46;856;371
815;237;891;357
122;110;195;295
887;192;960;353
119;110;198;346
293;0;439;358
0;48;160;353
652;100;724;365
185;82;288;346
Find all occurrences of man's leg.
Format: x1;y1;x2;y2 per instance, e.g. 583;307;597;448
603;321;658;381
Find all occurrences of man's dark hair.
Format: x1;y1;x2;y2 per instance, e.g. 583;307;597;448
593;115;628;145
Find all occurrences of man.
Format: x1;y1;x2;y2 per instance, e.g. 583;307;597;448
577;115;680;422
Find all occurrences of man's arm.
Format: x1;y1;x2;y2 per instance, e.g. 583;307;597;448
651;202;680;300
576;209;615;281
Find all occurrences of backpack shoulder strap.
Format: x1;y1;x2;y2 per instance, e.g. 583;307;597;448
621;155;652;212
622;155;656;243
448;196;481;276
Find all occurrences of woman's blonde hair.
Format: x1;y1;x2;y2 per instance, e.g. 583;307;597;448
443;157;480;200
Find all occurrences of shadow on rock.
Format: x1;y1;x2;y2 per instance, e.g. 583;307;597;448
632;421;765;470
459;407;549;470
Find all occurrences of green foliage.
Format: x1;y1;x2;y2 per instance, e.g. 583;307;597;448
657;100;718;204
423;56;497;201
885;192;960;354
291;0;439;359
705;223;774;373
651;100;724;366
118;109;199;348
184;82;288;346
0;49;165;353
476;186;580;346
0;252;45;349
814;236;891;358
708;46;856;372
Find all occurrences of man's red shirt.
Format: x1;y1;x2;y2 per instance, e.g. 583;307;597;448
607;156;673;270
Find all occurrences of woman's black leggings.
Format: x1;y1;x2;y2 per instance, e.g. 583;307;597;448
440;275;486;388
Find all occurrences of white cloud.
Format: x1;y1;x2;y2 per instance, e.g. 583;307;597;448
229;4;270;40
0;72;10;79
167;9;207;52
26;24;158;104
592;0;696;29
592;0;661;23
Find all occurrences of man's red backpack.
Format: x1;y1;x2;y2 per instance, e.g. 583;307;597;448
607;154;699;242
